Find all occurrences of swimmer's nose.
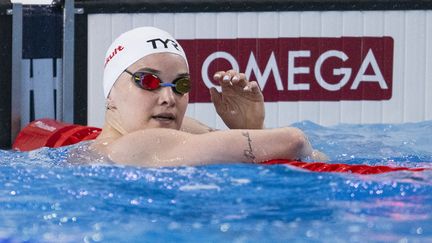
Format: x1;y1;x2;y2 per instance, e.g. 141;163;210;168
158;86;176;107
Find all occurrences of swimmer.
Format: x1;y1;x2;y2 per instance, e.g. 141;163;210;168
90;26;326;166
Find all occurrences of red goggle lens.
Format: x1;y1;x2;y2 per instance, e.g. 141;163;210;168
139;74;160;90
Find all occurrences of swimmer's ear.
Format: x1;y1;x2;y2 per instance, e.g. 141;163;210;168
105;98;117;110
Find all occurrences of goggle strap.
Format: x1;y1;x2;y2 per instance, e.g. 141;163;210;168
159;83;176;88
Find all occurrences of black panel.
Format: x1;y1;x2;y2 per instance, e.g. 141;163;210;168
22;5;63;59
0;0;11;13
74;14;88;125
75;0;432;13
0;13;12;149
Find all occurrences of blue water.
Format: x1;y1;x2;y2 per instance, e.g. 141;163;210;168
1;121;431;242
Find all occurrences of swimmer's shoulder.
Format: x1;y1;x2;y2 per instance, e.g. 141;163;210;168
67;140;114;164
90;137;113;153
91;128;195;166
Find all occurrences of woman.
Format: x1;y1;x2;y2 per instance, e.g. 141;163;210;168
91;26;325;166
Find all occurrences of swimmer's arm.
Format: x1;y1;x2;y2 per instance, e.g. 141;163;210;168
180;116;217;134
107;127;313;167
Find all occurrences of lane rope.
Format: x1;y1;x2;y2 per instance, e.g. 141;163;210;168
262;159;428;174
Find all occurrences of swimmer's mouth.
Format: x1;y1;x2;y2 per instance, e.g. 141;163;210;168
152;113;176;121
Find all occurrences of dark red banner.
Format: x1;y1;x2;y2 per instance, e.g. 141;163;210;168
179;37;393;102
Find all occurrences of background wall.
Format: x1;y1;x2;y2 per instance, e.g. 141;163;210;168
86;9;432;128
2;0;430;148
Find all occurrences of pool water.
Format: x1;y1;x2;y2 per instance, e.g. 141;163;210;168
0;121;431;242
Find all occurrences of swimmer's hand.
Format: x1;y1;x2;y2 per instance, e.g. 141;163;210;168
210;70;265;129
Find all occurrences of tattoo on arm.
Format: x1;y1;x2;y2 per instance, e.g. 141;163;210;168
242;132;256;161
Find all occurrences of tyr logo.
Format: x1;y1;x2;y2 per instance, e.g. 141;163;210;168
146;38;180;51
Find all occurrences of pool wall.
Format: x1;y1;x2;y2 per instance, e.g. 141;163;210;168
0;2;67;149
82;0;432;129
0;0;12;149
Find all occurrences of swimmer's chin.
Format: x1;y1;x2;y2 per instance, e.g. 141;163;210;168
150;118;180;130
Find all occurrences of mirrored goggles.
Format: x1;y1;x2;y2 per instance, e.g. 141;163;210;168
124;70;191;95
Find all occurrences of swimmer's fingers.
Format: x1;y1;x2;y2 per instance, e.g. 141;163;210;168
218;70;251;91
213;70;231;84
214;71;234;90
224;70;247;86
244;81;261;94
209;87;223;112
221;70;237;87
213;70;239;84
213;71;226;82
234;73;248;88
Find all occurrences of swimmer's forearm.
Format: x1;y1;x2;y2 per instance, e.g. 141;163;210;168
244;127;313;162
182;127;313;165
107;127;312;166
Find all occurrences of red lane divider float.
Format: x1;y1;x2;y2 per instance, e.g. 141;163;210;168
262;159;428;175
13;119;430;175
13;118;101;151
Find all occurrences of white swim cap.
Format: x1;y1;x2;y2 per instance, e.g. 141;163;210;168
103;26;188;98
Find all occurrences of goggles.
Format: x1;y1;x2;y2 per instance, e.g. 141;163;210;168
124;70;191;95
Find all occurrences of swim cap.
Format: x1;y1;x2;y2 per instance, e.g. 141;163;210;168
103;26;188;98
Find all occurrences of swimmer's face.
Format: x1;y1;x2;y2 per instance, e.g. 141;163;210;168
109;53;189;132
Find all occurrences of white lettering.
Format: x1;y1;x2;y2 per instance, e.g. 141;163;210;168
201;48;388;94
288;51;311;90
245;52;283;90
201;51;240;92
315;50;352;91
33;121;56;132
351;49;387;89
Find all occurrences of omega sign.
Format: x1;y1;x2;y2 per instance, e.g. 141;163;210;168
178;37;393;102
